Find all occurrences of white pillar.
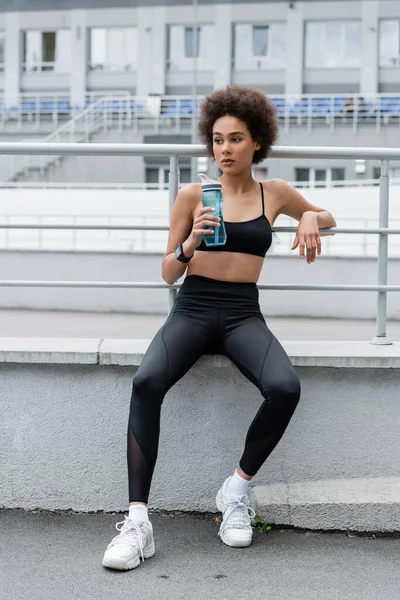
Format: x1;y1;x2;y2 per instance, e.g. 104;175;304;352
4;13;21;106
70;10;88;108
137;6;166;96
214;4;232;90
360;0;379;95
284;2;304;95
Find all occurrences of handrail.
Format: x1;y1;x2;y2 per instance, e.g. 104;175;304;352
1;178;399;189
0;141;396;345
0;92;399;135
0;142;399;160
0;96;123;182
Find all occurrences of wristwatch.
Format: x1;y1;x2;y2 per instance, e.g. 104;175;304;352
175;243;192;263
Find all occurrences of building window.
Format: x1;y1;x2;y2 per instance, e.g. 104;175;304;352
145;166;190;189
89;28;137;72
379;20;400;67
295;167;345;187
390;167;400;180
180;168;191;184
304;21;361;68
331;168;345;186
0;32;4;72
184;27;200;58
168;25;215;70
23;30;71;72
253;167;268;181
253;26;268;56
373;167;381;180
233;23;286;68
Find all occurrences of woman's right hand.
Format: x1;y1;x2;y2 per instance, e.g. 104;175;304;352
188;206;221;246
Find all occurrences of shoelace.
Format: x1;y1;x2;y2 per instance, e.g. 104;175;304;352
218;495;256;536
110;517;145;562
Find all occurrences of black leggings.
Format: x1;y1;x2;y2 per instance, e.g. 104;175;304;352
127;275;301;503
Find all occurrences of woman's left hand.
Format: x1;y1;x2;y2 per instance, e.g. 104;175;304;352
291;212;321;264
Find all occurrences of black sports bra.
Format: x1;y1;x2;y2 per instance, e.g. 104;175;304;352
196;182;273;258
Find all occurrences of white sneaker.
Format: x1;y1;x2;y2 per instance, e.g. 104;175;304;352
102;517;155;570
216;477;256;548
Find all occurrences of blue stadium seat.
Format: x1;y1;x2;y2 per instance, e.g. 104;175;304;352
38;101;54;113
57;100;71;112
314;106;330;115
379;98;392;112
388;102;400;114
179;99;193;116
163;100;178;116
21;101;36;112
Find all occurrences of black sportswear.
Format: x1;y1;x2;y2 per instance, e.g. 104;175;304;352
127;274;301;503
196;182;273;258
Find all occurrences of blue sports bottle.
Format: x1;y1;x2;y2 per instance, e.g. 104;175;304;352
198;173;227;247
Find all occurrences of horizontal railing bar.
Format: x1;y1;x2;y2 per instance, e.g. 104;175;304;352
0;224;170;231
0;142;400;160
1;178;400;189
0;224;399;235
274;227;400;234
0;281;399;292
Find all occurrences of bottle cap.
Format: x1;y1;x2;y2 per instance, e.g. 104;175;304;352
201;183;222;191
198;172;222;191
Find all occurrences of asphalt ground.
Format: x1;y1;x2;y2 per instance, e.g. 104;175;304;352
1;510;399;600
0;309;399;342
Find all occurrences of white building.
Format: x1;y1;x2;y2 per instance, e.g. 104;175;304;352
0;0;399;185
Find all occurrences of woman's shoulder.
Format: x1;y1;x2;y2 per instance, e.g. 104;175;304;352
173;183;202;217
179;182;202;195
176;182;202;203
260;178;291;195
259;179;294;221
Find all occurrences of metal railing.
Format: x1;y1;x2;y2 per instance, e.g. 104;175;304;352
1;178;399;190
0;142;399;345
0;96;132;183
2;214;400;259
0;91;131;130
0;93;400;134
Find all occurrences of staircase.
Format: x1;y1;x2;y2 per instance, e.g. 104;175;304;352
0;96;130;183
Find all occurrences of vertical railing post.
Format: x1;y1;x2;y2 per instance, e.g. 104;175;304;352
168;155;179;312
371;159;392;345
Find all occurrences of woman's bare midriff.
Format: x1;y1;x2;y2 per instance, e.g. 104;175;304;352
186;251;264;283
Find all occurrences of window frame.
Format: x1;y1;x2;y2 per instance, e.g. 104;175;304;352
167;24;216;71
0;31;5;72
22;29;71;74
379;19;400;67
304;20;362;69
295;167;345;188
232;22;286;70
145;166;190;189
89;27;138;73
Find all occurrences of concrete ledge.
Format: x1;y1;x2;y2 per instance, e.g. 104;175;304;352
1;338;400;368
0;337;100;364
1;338;400;521
253;477;400;532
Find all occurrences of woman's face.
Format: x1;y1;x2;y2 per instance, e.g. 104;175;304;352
212;115;261;174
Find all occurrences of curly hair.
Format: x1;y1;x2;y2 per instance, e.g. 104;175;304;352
197;85;279;165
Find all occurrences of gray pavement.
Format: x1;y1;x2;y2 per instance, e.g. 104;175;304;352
1;510;399;600
1;308;400;341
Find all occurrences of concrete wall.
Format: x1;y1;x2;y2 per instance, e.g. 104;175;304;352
1;251;400;320
1;338;400;526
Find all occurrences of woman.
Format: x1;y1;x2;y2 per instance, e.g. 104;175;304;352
102;86;336;570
